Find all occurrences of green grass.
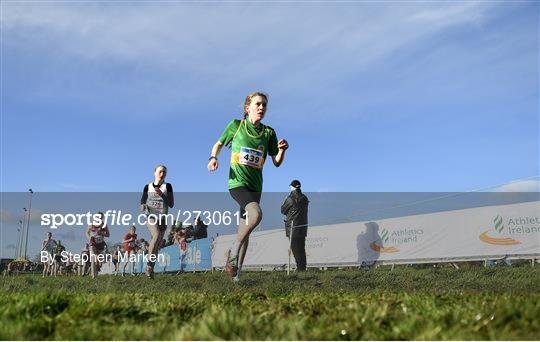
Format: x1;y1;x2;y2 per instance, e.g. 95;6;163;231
0;265;539;340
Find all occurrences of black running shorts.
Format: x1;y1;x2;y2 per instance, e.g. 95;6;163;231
229;187;261;218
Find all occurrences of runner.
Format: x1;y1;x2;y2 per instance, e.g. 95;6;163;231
86;212;110;278
78;243;90;276
137;239;149;275
122;225;138;276
140;165;174;279
64;258;75;276
112;245;122;276
175;226;188;274
52;240;66;277
41;232;56;277
3;261;13;277
207;92;288;281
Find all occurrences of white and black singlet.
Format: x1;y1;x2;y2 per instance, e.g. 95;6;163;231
140;182;174;225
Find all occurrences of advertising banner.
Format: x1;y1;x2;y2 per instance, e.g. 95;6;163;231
125;238;213;273
155;238;213;272
212;201;540;267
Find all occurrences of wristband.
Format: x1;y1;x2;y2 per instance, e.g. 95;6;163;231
209;156;217;161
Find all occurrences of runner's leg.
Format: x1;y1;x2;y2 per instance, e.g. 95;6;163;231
146;222;164;275
233;202;262;259
90;247;98;278
130;251;135;274
237;234;249;277
122;253;128;275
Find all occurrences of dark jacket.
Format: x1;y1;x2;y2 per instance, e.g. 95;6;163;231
281;189;309;238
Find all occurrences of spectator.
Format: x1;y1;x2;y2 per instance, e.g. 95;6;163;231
281;179;309;271
193;217;208;239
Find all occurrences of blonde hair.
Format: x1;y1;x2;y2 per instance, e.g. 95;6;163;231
243;92;268;118
154;164;167;172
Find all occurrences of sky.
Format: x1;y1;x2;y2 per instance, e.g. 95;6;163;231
0;1;539;258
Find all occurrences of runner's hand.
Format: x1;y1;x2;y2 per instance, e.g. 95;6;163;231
208;158;219;171
278;139;289;151
140;204;147;213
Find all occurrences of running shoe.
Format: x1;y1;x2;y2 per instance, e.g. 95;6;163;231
224;249;238;277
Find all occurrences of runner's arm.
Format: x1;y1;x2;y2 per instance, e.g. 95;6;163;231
207;141;223;171
140;185;149;204
163;183;174;208
272;139;288;167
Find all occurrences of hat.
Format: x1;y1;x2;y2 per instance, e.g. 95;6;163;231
290;180;301;188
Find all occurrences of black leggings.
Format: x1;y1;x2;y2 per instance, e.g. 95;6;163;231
229;187;261;218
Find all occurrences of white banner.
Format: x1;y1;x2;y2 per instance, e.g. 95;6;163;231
212;201;540;267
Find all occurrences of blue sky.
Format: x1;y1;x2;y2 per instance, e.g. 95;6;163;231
1;2;539;257
2;1;538;193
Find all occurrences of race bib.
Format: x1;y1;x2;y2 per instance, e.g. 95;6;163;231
149;193;164;209
149;200;164;209
239;146;263;169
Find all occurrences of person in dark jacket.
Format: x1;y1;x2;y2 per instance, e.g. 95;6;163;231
281;179;309;271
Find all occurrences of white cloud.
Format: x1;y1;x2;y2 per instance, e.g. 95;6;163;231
3;2;492;65
2;2;501;119
492;179;540;192
408;2;485;25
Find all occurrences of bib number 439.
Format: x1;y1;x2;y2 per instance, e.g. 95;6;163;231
239;147;263;169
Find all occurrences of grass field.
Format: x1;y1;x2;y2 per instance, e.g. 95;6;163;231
1;264;539;340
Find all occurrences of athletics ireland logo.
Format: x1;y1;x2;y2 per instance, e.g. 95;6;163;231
369;228;400;253
479;215;520;245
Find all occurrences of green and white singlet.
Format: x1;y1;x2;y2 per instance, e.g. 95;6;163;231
219;119;278;192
